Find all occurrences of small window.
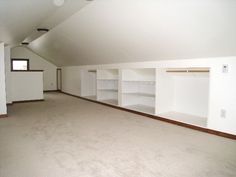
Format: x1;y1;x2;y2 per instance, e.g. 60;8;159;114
11;59;29;71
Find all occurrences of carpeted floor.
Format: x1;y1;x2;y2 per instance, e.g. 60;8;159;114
0;92;236;177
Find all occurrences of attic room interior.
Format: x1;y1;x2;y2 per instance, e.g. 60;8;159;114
0;0;236;176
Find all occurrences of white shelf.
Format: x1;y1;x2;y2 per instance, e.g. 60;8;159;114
98;89;118;92
97;79;118;81
123;92;155;97
158;111;207;127
121;68;156;112
125;104;155;114
88;70;97;73
123;80;155;82
97;69;119;101
99;99;118;106
123;80;155;84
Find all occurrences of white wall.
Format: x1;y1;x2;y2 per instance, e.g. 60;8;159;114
156;69;175;114
61;57;236;135
157;72;209;117
208;61;236;135
81;70;96;97
0;43;7;115
173;74;209;117
11;47;57;91
11;72;43;102
4;46;12;104
61;66;82;96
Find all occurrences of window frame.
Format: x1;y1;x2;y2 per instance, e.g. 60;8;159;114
11;58;30;71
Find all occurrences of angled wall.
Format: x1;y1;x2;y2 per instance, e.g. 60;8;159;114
4;46;12;104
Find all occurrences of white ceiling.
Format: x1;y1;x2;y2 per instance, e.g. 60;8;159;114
0;0;89;45
0;0;56;45
1;0;236;66
28;0;236;66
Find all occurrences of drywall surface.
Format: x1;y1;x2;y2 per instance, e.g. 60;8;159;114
156;69;175;114
11;72;43;102
208;60;236;135
173;75;209;117
11;47;57;91
0;43;7;115
61;57;236;135
4;46;12;104
61;67;82;96
28;0;236;66
81;70;96;97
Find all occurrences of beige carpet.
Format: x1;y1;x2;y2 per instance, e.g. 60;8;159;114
0;92;236;177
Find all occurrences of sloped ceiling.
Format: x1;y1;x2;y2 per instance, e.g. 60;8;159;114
25;0;236;66
0;0;90;46
0;0;58;45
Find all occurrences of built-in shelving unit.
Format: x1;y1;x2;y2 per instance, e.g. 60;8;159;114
81;69;97;100
97;69;119;106
156;68;210;127
121;69;156;114
123;92;155;97
80;66;211;128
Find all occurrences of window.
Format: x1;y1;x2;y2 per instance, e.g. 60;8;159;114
11;59;29;71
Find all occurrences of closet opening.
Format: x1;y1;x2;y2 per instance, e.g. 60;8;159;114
156;67;210;127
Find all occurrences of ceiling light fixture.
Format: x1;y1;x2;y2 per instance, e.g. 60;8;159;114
37;28;49;32
53;0;65;7
21;42;29;45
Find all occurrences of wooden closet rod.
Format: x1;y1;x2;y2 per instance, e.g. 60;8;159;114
166;68;210;73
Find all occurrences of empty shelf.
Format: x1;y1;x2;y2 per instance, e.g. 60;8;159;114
97;79;118;81
97;89;118;92
125;104;155;114
123;80;155;83
123;92;155;97
99;99;118;105
158;111;207;127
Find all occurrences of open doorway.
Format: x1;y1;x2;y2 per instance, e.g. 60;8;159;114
57;68;62;91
